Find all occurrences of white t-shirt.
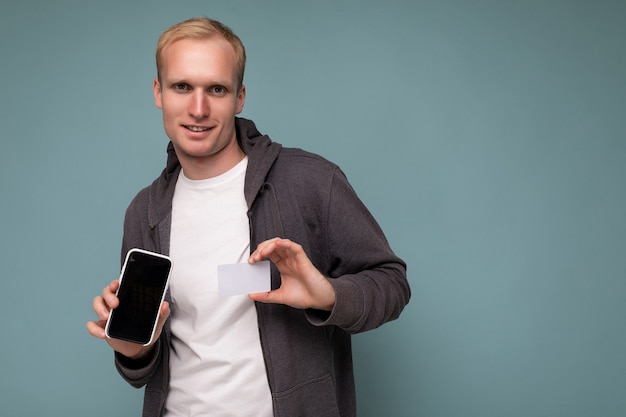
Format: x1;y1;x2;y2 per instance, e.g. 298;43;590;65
165;157;273;417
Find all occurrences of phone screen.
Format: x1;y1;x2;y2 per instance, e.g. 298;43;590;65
106;249;172;345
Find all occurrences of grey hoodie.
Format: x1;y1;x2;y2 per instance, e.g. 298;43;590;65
114;117;410;417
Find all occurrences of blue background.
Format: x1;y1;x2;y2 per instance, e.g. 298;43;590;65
1;1;624;416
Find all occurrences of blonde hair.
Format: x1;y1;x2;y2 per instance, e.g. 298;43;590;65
156;17;246;90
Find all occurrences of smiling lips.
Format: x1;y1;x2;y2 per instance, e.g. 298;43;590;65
183;124;211;132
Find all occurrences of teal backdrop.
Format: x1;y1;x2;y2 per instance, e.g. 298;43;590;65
1;1;624;416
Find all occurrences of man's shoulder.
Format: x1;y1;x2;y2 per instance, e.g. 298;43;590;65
275;146;339;171
266;146;346;196
125;165;178;221
125;183;151;215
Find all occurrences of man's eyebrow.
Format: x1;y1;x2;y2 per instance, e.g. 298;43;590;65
166;78;189;85
166;78;234;88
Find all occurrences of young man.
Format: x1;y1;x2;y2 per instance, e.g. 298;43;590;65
87;17;410;417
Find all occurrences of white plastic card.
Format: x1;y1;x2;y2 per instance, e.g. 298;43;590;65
217;261;271;296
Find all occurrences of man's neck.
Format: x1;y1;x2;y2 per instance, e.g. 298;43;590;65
177;145;245;180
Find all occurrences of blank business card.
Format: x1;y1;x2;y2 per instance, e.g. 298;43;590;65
217;261;271;296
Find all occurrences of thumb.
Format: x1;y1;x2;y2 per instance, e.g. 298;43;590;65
153;301;170;337
248;291;279;304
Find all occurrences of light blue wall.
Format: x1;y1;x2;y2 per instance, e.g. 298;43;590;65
1;1;624;416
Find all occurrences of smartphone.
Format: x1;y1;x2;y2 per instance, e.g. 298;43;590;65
105;248;172;346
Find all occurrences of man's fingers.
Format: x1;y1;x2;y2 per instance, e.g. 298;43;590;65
92;296;108;320
250;238;279;262
250;237;295;257
102;281;120;310
86;319;106;339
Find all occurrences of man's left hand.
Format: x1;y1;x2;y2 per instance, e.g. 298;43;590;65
248;238;336;311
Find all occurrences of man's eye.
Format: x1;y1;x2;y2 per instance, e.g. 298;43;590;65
211;86;226;95
173;83;189;91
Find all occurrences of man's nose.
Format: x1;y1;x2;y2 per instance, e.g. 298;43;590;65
189;91;209;118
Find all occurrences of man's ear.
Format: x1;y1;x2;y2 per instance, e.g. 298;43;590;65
153;78;163;109
236;84;246;114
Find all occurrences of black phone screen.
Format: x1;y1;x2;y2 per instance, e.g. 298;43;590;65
107;250;171;345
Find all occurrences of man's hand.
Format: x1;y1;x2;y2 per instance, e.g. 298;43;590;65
85;279;170;360
248;238;336;311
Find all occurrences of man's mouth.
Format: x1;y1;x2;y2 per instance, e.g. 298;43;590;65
183;125;211;132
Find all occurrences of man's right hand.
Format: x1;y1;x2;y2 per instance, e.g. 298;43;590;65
85;279;170;360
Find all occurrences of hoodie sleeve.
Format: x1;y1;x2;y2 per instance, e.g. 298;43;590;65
305;167;410;333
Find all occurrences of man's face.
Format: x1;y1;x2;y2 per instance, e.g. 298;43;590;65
154;37;246;179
